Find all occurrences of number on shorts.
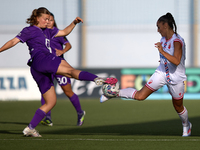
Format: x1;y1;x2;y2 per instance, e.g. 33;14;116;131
57;76;68;85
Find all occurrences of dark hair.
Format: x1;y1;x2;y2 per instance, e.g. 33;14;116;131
157;12;177;35
26;7;50;25
50;12;58;28
50;12;67;41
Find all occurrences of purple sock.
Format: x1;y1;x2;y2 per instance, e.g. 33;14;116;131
78;71;97;81
70;94;82;113
28;109;46;129
41;96;51;120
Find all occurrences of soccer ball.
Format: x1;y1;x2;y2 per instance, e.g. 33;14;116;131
102;82;119;97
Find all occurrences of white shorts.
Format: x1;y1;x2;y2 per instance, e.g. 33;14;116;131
145;71;185;100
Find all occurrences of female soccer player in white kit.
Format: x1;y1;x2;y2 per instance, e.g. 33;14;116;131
100;12;192;137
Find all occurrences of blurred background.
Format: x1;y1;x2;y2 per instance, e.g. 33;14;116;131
0;0;200;100
0;0;199;68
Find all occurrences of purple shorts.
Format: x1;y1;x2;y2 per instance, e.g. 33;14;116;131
30;52;61;94
54;74;71;86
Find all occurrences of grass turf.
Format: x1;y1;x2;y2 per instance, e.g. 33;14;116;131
0;99;200;150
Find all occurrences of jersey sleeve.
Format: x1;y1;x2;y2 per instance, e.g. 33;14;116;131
62;37;69;45
16;27;31;43
50;27;59;39
174;38;183;47
54;35;69;46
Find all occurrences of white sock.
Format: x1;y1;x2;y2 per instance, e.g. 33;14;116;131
178;106;189;127
119;88;137;99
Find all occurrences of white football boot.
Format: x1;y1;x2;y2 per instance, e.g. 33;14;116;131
94;77;105;85
100;94;112;103
23;126;42;137
182;122;192;137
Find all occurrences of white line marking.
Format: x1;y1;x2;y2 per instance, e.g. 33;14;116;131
0;139;200;141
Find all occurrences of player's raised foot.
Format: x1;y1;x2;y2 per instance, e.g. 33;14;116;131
182;122;192;137
100;94;112;103
104;77;118;85
77;111;86;126
23;126;42;137
40;119;53;127
94;77;105;85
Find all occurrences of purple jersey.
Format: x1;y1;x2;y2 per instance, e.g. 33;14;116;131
51;27;69;58
16;25;59;59
16;25;61;94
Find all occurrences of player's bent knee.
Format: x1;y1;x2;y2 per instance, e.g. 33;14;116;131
134;93;147;101
137;97;146;101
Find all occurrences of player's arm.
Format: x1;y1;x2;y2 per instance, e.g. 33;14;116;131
155;41;182;66
0;37;20;53
56;42;72;56
55;17;83;37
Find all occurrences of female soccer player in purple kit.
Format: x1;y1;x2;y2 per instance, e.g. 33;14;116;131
0;7;105;137
40;12;85;127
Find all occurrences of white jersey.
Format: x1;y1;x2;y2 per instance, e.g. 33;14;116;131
156;33;187;84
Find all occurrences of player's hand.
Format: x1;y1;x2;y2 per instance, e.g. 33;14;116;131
73;17;83;25
155;42;164;54
55;48;64;56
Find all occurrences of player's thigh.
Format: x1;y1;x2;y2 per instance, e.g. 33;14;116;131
57;60;81;79
43;86;57;105
40;86;57;113
57;60;74;76
168;82;185;100
136;71;166;100
145;71;166;91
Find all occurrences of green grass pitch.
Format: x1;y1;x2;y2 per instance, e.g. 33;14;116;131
0;99;200;150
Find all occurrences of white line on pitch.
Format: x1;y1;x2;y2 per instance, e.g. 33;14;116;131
0;139;200;141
